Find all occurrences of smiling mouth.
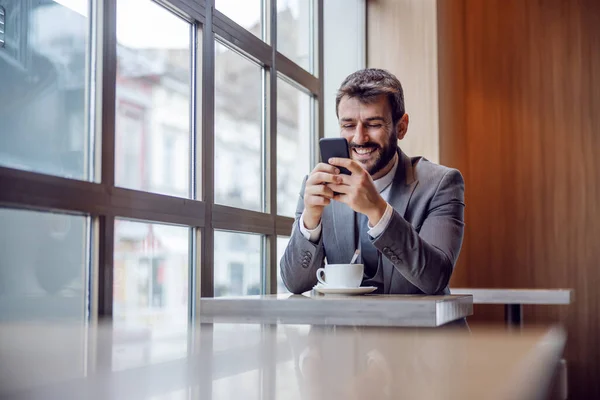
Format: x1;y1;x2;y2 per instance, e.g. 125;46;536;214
352;146;378;158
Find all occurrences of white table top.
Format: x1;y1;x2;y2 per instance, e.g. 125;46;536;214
0;322;565;400
198;294;473;327
450;288;573;305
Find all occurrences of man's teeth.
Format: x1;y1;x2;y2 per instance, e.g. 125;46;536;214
354;147;375;155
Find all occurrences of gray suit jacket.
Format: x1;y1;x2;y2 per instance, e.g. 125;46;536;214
280;148;465;295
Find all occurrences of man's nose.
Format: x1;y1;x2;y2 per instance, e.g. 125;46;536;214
352;124;369;144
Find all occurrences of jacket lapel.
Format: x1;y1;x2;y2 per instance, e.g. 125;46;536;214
388;149;419;217
383;149;419;293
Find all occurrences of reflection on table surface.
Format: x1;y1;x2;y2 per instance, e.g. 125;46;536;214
0;321;565;400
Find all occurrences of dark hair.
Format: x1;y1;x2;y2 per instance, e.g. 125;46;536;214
335;68;405;126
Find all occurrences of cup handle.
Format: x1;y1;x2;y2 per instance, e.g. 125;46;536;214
316;268;327;286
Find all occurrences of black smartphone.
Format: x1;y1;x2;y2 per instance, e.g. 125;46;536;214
319;137;351;175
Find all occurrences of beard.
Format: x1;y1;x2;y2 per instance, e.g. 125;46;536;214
349;134;398;176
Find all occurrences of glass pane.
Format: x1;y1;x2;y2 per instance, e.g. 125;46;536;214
277;78;312;217
214;231;262;297
115;0;192;198
0;1;91;179
277;0;313;72
277;236;290;294
113;219;190;370
213;370;261;400
215;42;264;212
0;209;88;321
215;0;262;40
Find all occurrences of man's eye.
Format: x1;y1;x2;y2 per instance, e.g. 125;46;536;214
342;125;355;129
368;124;382;128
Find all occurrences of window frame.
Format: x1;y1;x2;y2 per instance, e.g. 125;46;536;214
0;0;323;321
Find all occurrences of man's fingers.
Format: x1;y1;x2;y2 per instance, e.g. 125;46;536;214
305;184;335;199
327;183;350;194
327;157;363;175
306;195;331;206
311;162;340;175
332;193;349;204
306;172;342;186
333;173;352;186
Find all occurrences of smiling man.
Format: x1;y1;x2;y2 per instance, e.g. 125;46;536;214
280;68;465;296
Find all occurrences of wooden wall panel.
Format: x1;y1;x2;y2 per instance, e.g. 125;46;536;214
367;0;440;163
438;0;600;398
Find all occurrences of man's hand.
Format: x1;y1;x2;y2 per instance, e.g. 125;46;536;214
327;157;388;226
303;163;343;229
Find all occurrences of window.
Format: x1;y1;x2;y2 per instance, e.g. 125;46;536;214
115;0;192;198
163;132;177;189
214;231;263;297
277;77;313;217
213;370;261;400
0;0;91;180
277;0;314;73
0;208;89;321
214;42;264;212
117;102;144;188
161;126;188;194
0;0;323;328
277;236;291;293
113;219;190;370
215;0;262;40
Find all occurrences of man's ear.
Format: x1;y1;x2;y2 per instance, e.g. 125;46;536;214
396;114;409;140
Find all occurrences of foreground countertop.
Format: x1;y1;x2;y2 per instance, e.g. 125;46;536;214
198;293;473;327
0;321;565;400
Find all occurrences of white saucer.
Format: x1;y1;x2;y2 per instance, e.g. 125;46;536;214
313;284;377;295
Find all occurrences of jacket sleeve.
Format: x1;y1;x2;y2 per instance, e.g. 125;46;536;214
372;169;465;294
280;176;326;294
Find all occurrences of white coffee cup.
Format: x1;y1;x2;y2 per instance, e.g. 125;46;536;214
316;264;364;288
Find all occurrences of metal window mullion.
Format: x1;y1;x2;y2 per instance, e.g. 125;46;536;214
86;216;101;376
275;215;293;237
276;52;319;96
99;0;117;188
98;0;117;318
309;0;316;76
95;216;115;376
212;204;275;235
200;0;216;299
190;22;198;202
317;0;324;143
262;68;269;215
98;215;115;318
263;3;278;399
266;0;277;295
189;21;199;324
189;226;197;324
0;167;207;225
110;187;206;225
212;9;272;67
86;0;98;183
153;0;206;23
0;167;107;213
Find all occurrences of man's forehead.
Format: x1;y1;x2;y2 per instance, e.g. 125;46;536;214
338;95;391;120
